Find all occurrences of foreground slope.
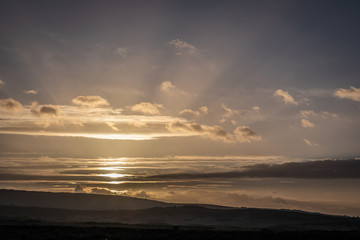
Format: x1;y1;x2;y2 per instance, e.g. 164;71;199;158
1;189;359;230
1;204;360;230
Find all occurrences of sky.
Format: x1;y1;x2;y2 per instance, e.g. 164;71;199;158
0;0;360;216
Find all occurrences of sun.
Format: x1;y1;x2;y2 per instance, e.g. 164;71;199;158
100;173;127;178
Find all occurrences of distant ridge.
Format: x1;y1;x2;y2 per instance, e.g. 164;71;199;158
0;189;170;210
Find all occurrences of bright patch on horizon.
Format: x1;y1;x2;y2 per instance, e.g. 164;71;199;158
100;173;128;178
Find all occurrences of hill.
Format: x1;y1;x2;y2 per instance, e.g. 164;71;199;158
0;189;359;230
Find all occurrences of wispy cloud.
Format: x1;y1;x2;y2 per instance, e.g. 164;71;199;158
303;138;319;147
167;39;197;55
199;106;209;114
179;106;209;119
300;110;338;119
160;81;176;93
106;122;120;131
72;96;110;107
128;102;164;115
0;80;5;86
299;110;338;128
179;109;200;118
221;104;245;118
0;103;188;140
273;89;298;105
299;110;317;118
115;47;128;58
0;98;23;112
0;130;164;140
220;104;260;125
301;119;315;128
24;90;38;95
333;86;360;102
159;81;188;96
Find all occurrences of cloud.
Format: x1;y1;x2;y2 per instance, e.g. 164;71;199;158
321;111;338;119
160;81;176;93
74;184;86;193
115;47;128;58
300;110;338;119
252;106;260;111
0;98;23;112
199;106;209;114
221;104;245;118
159;81;188;96
31;103;61;116
299;110;338;128
90;187;118;195
303;138;319;147
273;89;299;105
129;102;164;115
128;120;148;128
301;119;315;128
167;39;196;55
179;106;209;119
72;95;110;107
24;90;38;95
74;185;119;195
167;121;234;143
147;159;360;179
333;86;360;102
234;126;262;143
106;122;119;131
179;109;200;118
299;110;317;118
132;190;152;199
0;80;5;86
167;122;261;143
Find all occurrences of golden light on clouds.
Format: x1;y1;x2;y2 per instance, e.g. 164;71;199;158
333;86;360;102
1;0;360;219
273;89;299;105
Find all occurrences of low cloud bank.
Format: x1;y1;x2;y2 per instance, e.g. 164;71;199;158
147;159;360;179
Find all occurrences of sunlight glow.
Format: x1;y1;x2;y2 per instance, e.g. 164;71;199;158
99;173;127;178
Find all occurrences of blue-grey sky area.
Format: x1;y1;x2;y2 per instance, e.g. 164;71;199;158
0;0;360;215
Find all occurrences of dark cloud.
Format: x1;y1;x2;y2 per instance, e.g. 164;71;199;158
31;104;60;116
234;126;262;143
74;184;86;193
167;121;234;142
146;159;360;179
